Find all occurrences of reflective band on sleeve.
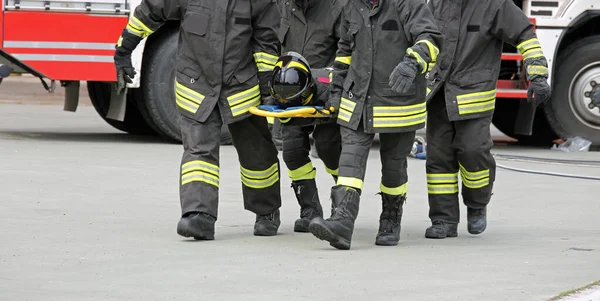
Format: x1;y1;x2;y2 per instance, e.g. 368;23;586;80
522;48;544;60
325;166;339;176
175;81;205;114
527;65;549;76
517;37;542;54
337;176;363;190
288;162;316;181
335;56;351;65
459;163;490;189
253;52;278;72
380;182;408;196
426;172;459;195
241;162;279;189
456;89;496;115
181;160;219;187
228;85;262;117
126;15;155;38
416;39;439;72
406;48;426;74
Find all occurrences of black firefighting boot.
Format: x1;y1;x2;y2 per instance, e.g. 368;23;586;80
254;209;281;236
375;193;406;246
292;180;323;233
177;212;216;240
308;185;360;250
425;220;458;239
467;207;487;235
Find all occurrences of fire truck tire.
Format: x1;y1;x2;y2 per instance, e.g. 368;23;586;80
87;81;156;135
545;35;600;146
492;98;557;146
140;28;233;145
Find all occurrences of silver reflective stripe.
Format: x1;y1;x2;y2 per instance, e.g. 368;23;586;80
181;173;219;186
373;104;425;115
456;90;496;103
231;97;260;115
458;102;495;114
428;185;458;193
12;54;113;62
373;114;426;126
427;175;458;182
182;162;219;175
228;85;260;105
4;41;115;50
338;110;352;122
176;85;204;104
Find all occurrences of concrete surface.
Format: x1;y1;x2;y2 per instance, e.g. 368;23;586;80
1;78;599;301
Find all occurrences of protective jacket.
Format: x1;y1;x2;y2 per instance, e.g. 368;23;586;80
123;0;280;124
277;0;345;69
426;0;545;121
331;0;443;134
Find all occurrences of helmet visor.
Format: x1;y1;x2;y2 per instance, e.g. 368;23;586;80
271;67;310;104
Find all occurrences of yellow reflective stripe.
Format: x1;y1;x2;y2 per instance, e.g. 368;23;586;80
416;39;439;64
279;117;291;123
373;102;426;117
241;172;279;189
176;94;199;113
456;89;496;104
380;182;408;196
522;48;544;60
275;61;283;69
181;171;219;187
241;162;278;179
340;97;356;112
127;15;154;38
462;178;489;189
288;162;316;181
266;116;275;124
286;61;308;72
527;65;549;76
125;24;144;37
426;87;432;96
373;112;426;128
337;176;363;190
338;108;352;122
176;82;205;104
458;99;495;115
407;48;426;74
182;160;219;175
426;173;458;184
427;184;459;194
459;163;489;180
117;36;123;47
427;62;436;72
517;37;541;54
253;52;278;71
228;85;260;107
335;56;351;65
325;166;339;176
231;96;260;116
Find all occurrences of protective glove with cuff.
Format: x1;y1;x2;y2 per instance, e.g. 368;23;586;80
388;56;420;94
524;57;551;106
114;29;143;94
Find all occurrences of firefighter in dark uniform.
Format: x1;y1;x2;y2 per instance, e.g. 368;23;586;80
113;0;284;239
307;0;443;250
273;0;345;233
424;0;552;238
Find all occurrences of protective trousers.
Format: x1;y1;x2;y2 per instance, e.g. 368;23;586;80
282;123;341;181
426;89;496;224
337;122;415;196
179;107;282;219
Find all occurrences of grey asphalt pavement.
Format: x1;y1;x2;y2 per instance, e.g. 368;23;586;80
1;102;599;301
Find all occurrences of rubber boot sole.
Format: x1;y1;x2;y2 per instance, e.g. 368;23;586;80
375;235;399;246
309;219;350;250
424;229;458;239
176;222;215;240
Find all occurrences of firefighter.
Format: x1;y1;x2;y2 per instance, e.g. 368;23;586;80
273;0;345;233
307;0;443;250
424;0;552;238
113;0;283;239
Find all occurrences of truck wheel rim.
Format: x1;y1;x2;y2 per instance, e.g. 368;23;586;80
568;61;600;130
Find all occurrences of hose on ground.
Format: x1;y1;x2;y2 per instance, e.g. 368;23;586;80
491;153;600;181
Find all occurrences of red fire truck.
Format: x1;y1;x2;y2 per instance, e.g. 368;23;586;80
1;0;599;146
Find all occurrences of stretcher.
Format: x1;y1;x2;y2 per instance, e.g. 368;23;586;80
249;105;333;118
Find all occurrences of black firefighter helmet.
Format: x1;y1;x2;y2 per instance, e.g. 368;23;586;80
269;52;316;108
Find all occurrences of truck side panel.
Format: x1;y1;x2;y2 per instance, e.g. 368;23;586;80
2;12;127;81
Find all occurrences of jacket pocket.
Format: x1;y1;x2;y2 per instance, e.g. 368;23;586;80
456;68;493;87
182;12;209;37
177;64;202;84
278;21;289;44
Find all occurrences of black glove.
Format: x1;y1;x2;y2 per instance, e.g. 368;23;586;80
323;94;340;115
113;30;142;95
389;56;420;94
114;49;136;95
527;77;551;106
